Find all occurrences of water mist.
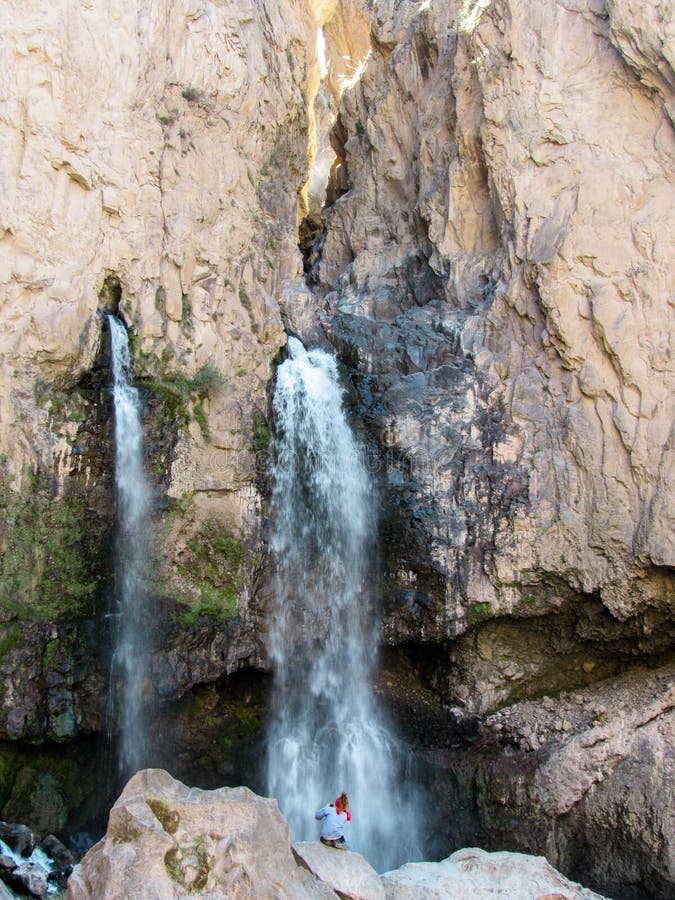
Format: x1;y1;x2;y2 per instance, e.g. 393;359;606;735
266;337;422;872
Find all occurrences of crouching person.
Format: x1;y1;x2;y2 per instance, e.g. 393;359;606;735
315;791;351;850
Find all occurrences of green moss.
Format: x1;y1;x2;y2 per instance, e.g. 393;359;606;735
43;637;61;670
164;836;211;892
164;846;183;884
252;410;270;477
181;85;204;103
147;797;180;834
0;473;97;620
190;364;226;397
172;521;244;626
192;403;209;441
252;410;270;453
0;623;22;664
139;363;225;440
1;753;84;833
238;287;252;311
465;601;494;626
237;287;259;334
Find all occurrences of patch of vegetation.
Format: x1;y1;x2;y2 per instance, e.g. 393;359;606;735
181;85;205;103
157;110;179;127
172;520;244;627
192;404;209;441
1;752;85;833
0;623;22;665
147;797;180;834
190;364;226;396
238;286;252;312
465;601;494;626
251;409;271;481
355;119;365;137
164;835;211;892
138;363;226;441
237;286;259;335
0;472;98;621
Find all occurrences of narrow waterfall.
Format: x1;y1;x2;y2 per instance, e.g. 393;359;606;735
108;315;151;776
266;337;422;873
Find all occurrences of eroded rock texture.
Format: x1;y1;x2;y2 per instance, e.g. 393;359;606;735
65;769;338;899
293;1;674;894
0;0;332;730
306;0;674;638
65;770;607;900
0;0;673;894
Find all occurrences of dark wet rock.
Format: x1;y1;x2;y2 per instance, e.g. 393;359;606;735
39;834;73;869
0;854;16;876
0;824;35;859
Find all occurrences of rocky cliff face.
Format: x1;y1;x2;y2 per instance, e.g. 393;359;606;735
0;0;329;723
0;0;332;838
307;0;674;644
0;0;673;895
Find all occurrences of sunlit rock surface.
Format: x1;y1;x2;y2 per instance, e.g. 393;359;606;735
0;0;328;731
310;0;674;633
65;769;338;899
65;771;607;900
381;847;607;899
293;841;385;900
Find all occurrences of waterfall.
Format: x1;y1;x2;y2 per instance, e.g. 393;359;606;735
108;315;151;776
266;337;422;873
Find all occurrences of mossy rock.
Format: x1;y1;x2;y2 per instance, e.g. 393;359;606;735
1;753;85;836
147;797;180;835
465;601;494;626
0;472;98;621
171;520;244;626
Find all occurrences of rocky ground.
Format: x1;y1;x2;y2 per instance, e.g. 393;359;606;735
61;768;608;900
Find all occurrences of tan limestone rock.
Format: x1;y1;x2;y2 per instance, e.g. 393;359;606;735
316;0;675;627
0;0;311;499
293;841;385;900
381;847;607;899
66;769;338;900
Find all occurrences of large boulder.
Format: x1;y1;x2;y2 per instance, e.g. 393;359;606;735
65;770;613;899
293;841;385;899
66;769;337;900
381;848;608;899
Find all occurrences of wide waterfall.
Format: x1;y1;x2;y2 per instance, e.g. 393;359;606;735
108;315;151;776
266;337;422;873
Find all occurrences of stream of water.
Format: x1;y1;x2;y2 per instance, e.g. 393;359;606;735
265;337;422;873
108;315;151;777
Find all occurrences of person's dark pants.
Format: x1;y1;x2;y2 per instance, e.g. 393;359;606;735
320;836;348;849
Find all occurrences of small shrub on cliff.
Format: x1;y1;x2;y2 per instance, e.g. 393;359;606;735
181;85;204;103
191;364;226;397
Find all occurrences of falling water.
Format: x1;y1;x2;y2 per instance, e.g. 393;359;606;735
266;337;422;872
108;315;151;776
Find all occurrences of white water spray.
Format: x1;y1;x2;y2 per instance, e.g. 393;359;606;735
266;337;422;872
108;315;151;775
